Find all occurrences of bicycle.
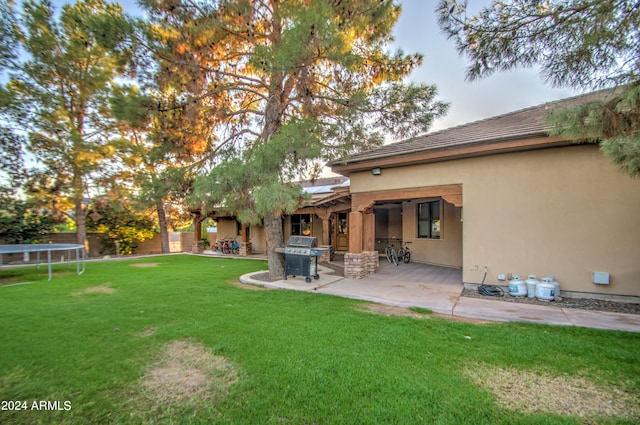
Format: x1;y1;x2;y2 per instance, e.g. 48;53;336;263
384;241;399;266
396;241;412;264
213;239;224;252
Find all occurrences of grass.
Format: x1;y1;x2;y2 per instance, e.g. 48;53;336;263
408;306;433;315
0;255;638;424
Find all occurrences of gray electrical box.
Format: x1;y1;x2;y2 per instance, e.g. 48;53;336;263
592;272;610;285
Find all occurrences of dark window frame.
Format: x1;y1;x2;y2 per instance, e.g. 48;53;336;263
417;199;442;239
291;214;313;236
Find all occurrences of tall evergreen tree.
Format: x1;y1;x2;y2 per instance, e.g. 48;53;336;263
2;0;133;251
0;0;19;70
0;0;25;201
142;0;448;278
437;0;640;176
110;71;211;253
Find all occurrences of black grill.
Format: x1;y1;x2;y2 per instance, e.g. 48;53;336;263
280;236;327;282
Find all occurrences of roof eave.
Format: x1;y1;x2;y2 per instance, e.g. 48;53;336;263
330;134;572;175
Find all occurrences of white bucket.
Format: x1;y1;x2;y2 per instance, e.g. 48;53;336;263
526;274;539;298
508;275;527;297
536;282;555;301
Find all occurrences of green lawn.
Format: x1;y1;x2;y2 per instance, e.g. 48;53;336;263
0;255;638;424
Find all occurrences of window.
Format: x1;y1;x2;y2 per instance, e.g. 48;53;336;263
418;200;441;239
291;214;312;236
337;212;348;235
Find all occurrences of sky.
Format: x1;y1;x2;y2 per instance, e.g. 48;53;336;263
391;0;581;131
50;0;582;133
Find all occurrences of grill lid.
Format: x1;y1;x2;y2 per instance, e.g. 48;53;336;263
285;235;318;248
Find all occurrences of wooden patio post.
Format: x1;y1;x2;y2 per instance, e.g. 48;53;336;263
363;211;375;252
192;214;204;253
240;223;252;256
348;211;363;254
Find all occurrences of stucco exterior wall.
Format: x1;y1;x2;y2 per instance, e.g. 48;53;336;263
217;218;239;241
249;224;266;253
349;144;640;297
401;200;463;267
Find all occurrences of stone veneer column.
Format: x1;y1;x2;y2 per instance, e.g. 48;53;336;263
344;252;367;279
319;245;333;263
363;251;379;274
240;242;252;257
192;240;204;254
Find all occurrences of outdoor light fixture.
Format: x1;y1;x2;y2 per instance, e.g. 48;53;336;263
371;167;382;175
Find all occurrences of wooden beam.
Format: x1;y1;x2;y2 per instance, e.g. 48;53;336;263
295;200;352;216
441;193;462;207
351;184;462;211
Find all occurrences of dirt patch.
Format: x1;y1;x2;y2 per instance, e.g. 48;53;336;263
466;363;640;420
359;303;493;324
130;263;160;268
137;327;157;337
141;340;238;405
71;285;116;297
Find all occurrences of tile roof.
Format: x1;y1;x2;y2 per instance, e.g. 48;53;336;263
329;88;616;169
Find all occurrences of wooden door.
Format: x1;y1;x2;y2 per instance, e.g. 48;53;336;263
334;212;349;251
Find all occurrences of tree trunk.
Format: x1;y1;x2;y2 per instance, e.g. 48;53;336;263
264;211;285;280
262;5;288;280
156;200;170;254
72;167;89;254
75;200;89;254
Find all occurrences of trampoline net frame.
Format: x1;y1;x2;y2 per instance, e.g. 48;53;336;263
0;244;85;280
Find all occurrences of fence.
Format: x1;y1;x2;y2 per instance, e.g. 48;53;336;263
0;232;195;263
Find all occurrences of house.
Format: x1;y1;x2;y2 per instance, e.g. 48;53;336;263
193;89;640;299
193;176;351;256
327;89;640;299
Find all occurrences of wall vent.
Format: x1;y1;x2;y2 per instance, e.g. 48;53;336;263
592;272;610;285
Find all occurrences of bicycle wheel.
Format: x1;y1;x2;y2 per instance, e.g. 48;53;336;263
403;250;411;263
391;249;399;266
386;247;393;263
397;248;404;262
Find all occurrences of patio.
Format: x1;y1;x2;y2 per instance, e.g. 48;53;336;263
240;259;464;315
237;257;640;332
315;260;463;314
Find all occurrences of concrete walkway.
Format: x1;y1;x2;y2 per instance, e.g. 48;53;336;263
239;261;640;333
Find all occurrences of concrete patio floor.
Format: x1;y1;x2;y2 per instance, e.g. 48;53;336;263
239;259;640;333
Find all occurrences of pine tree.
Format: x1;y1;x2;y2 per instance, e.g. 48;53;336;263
0;0;24;201
2;0;132;251
0;0;19;71
437;0;640;176
110;83;202;254
141;0;449;278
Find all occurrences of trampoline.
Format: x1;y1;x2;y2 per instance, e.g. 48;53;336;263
0;244;85;281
